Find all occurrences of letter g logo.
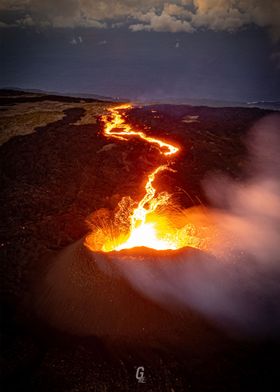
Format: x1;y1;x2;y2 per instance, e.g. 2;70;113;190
136;366;146;383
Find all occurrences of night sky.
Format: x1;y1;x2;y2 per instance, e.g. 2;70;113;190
0;1;279;102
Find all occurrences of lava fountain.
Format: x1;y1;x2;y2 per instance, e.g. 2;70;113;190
85;105;212;253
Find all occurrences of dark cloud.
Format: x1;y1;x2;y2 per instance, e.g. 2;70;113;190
0;1;279;40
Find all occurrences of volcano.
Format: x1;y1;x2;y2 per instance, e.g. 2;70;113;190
35;102;218;339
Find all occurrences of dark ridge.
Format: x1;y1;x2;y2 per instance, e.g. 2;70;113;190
0;90;113;106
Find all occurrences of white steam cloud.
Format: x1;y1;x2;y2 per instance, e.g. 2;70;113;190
114;114;280;336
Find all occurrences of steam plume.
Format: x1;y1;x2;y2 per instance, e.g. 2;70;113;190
115;114;280;336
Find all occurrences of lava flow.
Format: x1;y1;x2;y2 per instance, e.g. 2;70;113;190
85;104;210;253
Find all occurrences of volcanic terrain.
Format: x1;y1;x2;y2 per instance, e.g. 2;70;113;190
0;90;279;391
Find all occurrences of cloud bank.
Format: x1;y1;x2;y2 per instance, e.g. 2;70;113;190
0;0;279;39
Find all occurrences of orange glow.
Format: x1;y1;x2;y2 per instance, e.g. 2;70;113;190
102;104;179;156
85;104;210;253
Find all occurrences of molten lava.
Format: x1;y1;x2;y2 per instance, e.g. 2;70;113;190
116;164;176;251
85;104;211;253
102;104;179;156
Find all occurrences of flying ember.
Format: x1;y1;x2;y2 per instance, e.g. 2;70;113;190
85;104;209;253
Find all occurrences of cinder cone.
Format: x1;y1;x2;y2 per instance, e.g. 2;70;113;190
34;239;210;344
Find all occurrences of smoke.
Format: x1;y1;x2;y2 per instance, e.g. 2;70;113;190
114;114;280;336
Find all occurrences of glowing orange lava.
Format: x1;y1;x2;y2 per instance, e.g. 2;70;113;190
85;104;211;253
102;104;179;156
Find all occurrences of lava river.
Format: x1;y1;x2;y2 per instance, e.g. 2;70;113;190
85;104;212;253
